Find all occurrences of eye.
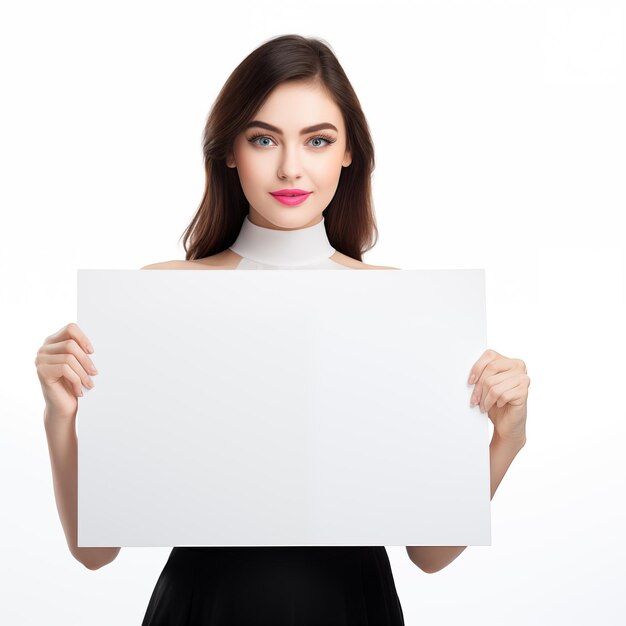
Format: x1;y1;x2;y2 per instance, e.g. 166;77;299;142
308;134;336;148
246;133;337;148
247;134;276;147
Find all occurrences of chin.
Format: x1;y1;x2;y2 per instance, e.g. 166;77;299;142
253;205;324;230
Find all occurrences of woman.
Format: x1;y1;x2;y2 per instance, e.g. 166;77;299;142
36;34;530;625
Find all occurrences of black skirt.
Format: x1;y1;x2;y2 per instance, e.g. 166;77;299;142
141;546;405;625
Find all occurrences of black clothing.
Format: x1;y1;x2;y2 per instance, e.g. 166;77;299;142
142;546;405;625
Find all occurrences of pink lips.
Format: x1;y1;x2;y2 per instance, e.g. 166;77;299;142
270;189;312;206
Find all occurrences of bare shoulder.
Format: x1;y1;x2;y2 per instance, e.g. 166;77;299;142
140;250;400;270
330;250;400;270
368;264;401;270
140;260;193;270
140;250;240;270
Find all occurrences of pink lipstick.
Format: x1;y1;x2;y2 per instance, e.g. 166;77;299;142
269;188;312;206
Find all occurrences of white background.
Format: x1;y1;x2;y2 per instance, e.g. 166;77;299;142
1;0;624;624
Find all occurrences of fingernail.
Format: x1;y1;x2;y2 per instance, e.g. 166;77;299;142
468;374;476;384
86;343;94;354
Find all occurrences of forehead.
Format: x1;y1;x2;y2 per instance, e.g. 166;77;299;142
252;81;344;131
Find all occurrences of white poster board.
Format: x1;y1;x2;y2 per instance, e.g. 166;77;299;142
77;269;490;547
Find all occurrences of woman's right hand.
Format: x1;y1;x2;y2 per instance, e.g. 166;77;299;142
35;322;98;421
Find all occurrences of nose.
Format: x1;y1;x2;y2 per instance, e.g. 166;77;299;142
277;144;302;180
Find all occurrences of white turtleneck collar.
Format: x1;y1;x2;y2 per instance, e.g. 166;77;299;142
228;215;336;268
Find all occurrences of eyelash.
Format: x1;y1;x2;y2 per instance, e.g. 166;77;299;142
247;132;337;148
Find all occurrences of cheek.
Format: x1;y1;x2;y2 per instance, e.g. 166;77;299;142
310;155;345;185
235;154;267;191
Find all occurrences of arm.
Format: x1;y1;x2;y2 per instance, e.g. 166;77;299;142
44;409;122;570
43;266;169;570
43;263;167;568
406;431;526;573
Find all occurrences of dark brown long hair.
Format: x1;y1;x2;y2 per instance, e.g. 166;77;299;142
180;34;378;262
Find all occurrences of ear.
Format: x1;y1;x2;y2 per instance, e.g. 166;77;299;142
226;152;236;168
342;149;352;167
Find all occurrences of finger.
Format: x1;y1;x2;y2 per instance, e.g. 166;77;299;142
39;362;85;397
476;365;528;411
470;356;515;405
489;382;526;413
43;322;94;354
37;353;95;390
483;374;527;413
473;355;526;385
467;348;501;384
37;337;98;376
471;368;518;410
494;382;526;409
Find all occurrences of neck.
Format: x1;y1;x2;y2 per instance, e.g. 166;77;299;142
247;209;323;231
229;214;336;267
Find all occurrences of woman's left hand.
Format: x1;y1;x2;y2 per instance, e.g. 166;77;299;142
468;349;530;443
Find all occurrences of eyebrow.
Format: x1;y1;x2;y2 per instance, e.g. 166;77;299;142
244;121;338;135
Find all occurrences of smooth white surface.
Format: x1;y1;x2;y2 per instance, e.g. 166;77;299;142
77;269;489;547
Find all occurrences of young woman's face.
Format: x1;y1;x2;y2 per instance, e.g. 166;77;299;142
226;80;352;230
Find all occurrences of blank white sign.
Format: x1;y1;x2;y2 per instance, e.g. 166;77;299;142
77;269;490;547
